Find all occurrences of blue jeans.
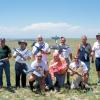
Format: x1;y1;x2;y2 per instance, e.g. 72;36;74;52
15;62;27;87
45;74;53;88
0;60;11;87
55;74;65;87
45;73;65;88
84;61;90;71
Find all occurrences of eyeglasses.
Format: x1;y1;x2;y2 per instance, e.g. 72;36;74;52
74;58;78;59
37;56;42;57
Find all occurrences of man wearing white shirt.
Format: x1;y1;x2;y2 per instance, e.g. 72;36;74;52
32;35;51;89
13;40;32;88
28;52;49;92
92;33;100;84
59;37;72;86
32;35;50;64
69;55;88;89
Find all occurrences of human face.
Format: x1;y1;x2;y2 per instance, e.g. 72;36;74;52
37;55;42;61
53;54;59;61
97;35;100;41
74;57;79;64
60;38;66;45
20;43;26;50
37;37;43;43
0;41;5;48
82;36;87;44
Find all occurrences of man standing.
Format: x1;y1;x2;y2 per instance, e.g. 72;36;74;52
59;37;72;86
32;35;50;64
0;38;11;90
13;40;32;88
32;35;51;88
76;35;93;71
92;33;100;84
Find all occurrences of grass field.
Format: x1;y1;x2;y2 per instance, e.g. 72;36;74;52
0;38;100;100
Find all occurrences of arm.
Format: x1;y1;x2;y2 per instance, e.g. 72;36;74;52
90;46;94;63
91;43;95;63
49;61;55;80
69;53;72;61
41;43;51;55
76;44;80;56
7;46;12;59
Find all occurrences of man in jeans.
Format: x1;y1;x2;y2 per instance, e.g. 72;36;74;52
49;51;68;91
13;40;32;88
0;38;12;90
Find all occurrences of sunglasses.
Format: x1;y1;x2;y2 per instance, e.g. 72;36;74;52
37;56;42;57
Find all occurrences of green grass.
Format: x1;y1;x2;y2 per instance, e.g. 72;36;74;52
0;38;100;100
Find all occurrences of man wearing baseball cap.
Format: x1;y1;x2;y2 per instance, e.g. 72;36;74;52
0;38;12;90
92;33;100;84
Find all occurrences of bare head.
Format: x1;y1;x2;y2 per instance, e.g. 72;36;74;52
37;35;43;43
53;51;60;61
81;35;87;44
74;55;79;64
60;37;66;45
0;38;5;47
36;52;42;61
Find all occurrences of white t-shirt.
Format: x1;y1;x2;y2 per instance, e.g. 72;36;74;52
60;45;72;58
32;42;50;63
69;61;88;73
31;60;48;77
92;41;100;58
13;48;32;63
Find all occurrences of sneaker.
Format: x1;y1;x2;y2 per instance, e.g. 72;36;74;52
49;86;54;91
0;86;3;92
97;80;100;85
15;86;20;90
84;84;90;89
7;86;15;93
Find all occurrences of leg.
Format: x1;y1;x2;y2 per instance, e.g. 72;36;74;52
65;58;70;85
67;72;70;85
71;75;82;89
29;81;34;91
56;74;65;87
15;62;21;87
0;62;3;87
21;65;27;87
38;77;45;91
95;58;100;83
28;74;36;91
3;61;11;87
21;72;26;87
45;74;54;90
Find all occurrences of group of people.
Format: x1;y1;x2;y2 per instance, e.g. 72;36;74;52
0;33;100;93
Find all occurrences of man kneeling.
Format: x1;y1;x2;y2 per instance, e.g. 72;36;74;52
69;55;88;89
28;52;48;93
49;51;68;91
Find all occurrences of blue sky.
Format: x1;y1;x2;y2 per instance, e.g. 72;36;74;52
0;0;100;39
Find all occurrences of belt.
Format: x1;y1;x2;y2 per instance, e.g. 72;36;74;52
16;61;26;65
96;58;100;59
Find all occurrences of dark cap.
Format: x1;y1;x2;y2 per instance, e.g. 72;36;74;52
18;40;27;46
0;38;5;42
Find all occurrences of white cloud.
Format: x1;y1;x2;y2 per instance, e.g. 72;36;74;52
0;22;100;39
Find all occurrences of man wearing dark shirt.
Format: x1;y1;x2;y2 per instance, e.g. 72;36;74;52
0;38;11;90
